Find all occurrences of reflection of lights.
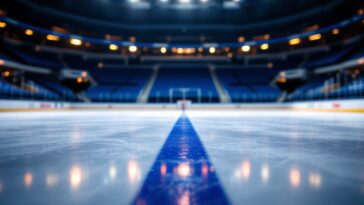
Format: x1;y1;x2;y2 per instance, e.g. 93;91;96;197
201;163;209;177
176;163;191;177
178;191;190;205
46;174;59;188
70;165;83;190
261;164;270;183
0;180;3;192
128;160;141;184
241;161;251;180
71;128;81;144
160;163;167;176
234;168;241;179
309;172;322;189
24;172;33;188
290;168;301;188
109;165;117;180
179;143;189;159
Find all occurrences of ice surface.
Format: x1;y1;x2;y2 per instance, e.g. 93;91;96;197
188;110;364;205
0;111;180;205
0;110;363;205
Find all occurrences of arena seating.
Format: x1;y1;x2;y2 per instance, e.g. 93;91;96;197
216;68;281;102
86;67;152;102
288;74;364;101
1;41;363;103
304;47;353;69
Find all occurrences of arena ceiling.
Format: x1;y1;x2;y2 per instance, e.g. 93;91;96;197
0;0;360;42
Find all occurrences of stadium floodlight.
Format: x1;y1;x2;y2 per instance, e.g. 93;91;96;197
289;38;301;46
25;29;34;36
241;45;251;52
46;34;60;41
209;47;216;54
260;43;269;50
160;47;167;54
200;0;208;3
0;21;6;28
179;0;191;4
70;38;82;46
308;34;322;41
129;0;139;3
109;44;119;51
129;45;138;52
332;28;340;35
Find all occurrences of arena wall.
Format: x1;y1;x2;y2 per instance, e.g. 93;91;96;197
0;99;363;112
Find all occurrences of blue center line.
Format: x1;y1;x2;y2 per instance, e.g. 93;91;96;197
131;113;230;205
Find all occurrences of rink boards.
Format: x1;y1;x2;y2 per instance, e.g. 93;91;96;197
0;99;363;113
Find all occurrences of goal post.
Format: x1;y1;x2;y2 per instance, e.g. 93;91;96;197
169;88;202;103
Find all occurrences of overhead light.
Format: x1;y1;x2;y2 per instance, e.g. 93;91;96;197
160;47;167;54
200;0;208;3
177;48;183;54
129;0;139;3
160;0;169;2
260;43;269;50
238;36;245;43
308;34;322;41
70;38;82;46
289;38;301;46
179;0;191;3
25;29;34;36
109;44;119;51
209;47;216;54
46;34;60;41
241;45;251;52
332;28;340;35
76;77;83;84
129;45;137;52
0;21;6;28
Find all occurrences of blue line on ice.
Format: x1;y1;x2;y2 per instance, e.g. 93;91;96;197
131;113;230;205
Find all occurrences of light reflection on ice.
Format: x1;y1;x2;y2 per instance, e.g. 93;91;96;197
70;164;83;190
24;172;33;188
289;167;301;188
128;160;141;185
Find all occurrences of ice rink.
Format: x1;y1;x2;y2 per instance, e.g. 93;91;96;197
0;110;363;205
